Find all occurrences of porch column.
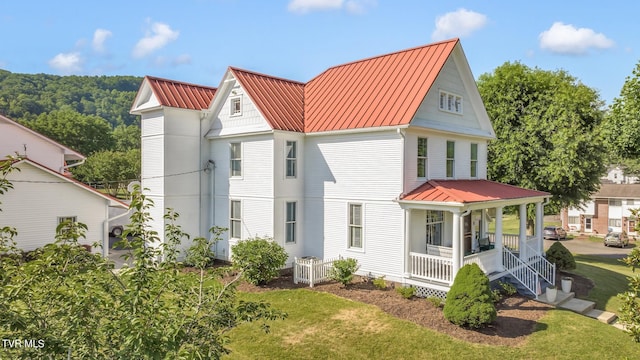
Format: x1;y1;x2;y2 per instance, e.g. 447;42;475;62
535;202;544;255
495;206;504;271
519;203;527;260
452;211;461;280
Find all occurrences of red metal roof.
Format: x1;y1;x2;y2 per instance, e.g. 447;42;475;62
230;67;305;132
402;179;549;203
304;39;458;133
146;76;217;110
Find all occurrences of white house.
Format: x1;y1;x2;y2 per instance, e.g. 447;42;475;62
0;114;128;255
131;39;553;297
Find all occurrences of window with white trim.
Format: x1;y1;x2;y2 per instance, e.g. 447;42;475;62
286;141;297;178
230;96;242;116
230;142;241;177
568;216;579;224
57;216;78;234
439;90;463;114
348;204;363;249
628;199;635;206
609;199;622;207
285;201;296;243
417;137;427;178
608;218;622;227
426;211;443;246
470;143;478;178
230;200;241;238
446;140;455;178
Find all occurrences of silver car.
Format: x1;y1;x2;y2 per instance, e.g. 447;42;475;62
604;232;629;248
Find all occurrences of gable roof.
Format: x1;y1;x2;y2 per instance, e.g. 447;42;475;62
230;67;305;132
401;179;549;204
0;114;85;161
132;76;217;112
304;39;459;132
11;158;128;208
595;183;640;199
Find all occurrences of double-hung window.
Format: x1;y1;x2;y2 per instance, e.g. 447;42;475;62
230;200;241;238
446;141;455;178
348;204;363;249
425;211;443;247
417;137;427;178
285;202;296;243
230;142;241;177
56;216;78;235
286;141;297;178
470;143;478;178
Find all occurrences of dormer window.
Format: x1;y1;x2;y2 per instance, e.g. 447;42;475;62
439;90;463;114
230;96;242;116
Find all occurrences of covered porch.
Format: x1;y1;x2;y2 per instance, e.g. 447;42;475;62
398;180;554;296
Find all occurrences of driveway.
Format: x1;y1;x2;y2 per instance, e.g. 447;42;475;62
543;234;635;259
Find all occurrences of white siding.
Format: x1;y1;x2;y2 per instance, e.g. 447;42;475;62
208;84;271;137
0;123;67;172
2;163;108;252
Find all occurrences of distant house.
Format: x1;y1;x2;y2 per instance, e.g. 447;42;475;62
131;39;554;297
0;114;127;255
562;183;640;235
602;165;638;185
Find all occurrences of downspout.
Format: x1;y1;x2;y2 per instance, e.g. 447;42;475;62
103;206;132;258
61;159;85;174
397;128;408;279
207;160;217;258
454;209;472;280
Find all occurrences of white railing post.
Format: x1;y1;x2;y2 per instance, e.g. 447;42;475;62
294;257;299;284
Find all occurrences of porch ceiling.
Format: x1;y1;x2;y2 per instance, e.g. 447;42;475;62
401;179;549;206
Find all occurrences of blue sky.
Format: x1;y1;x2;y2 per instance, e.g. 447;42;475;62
1;1;638;106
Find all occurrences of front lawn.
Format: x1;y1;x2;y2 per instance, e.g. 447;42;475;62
570;254;635;312
225;289;638;359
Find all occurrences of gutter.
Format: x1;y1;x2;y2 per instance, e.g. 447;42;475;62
61;158;85;174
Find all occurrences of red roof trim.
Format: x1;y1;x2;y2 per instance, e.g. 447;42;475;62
401;179;549;204
146;76;217;110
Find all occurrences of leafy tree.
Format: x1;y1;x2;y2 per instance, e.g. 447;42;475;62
231;237;289;285
618;247;640;342
604;61;640;160
0;186;286;359
24;108;115;155
443;263;496;328
112;123;141;151
72;149;140;196
477;62;607;224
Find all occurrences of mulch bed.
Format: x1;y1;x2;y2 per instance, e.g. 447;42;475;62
236;270;594;347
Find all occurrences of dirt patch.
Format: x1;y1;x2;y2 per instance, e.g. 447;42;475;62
237;271;594;347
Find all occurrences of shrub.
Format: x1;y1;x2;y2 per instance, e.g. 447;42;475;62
396;286;415;299
491;289;503;303
231;237;288;285
329;258;359;286
427;296;445;308
545;241;576;271
372;276;387;290
499;281;517;296
443;263;497;328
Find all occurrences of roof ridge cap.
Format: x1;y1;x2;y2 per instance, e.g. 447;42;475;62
146;75;217;90
229;66;305;85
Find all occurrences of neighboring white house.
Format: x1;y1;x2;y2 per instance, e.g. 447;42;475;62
603;166;638;185
131;39;553;297
0;114;128;255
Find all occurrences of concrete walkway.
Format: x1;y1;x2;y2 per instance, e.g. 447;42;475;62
537;289;626;330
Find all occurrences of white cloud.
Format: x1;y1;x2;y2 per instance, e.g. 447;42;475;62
288;0;374;14
132;21;179;59
92;29;112;54
48;52;83;74
171;54;192;66
539;22;614;55
431;8;487;41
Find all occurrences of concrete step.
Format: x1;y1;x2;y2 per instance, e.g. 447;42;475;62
585;309;618;324
538;290;574;306
559;297;596;314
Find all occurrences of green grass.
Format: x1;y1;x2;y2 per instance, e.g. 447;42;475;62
225;289;640;359
569;254;636;312
488;214;561;234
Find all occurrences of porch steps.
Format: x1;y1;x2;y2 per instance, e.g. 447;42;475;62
537;290;619;325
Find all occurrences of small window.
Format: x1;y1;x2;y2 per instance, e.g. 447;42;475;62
439;90;463;114
417;138;427;178
230;200;241;238
609;199;622;207
348;204;363;249
446;141;455;178
286;141;297;178
230;142;241;177
608;218;622;227
285;202;296;243
628;199;635;206
56;216;78;235
230;97;241;116
470;143;478;178
568;216;579;224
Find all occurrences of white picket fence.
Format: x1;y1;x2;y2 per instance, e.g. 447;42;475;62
293;256;341;287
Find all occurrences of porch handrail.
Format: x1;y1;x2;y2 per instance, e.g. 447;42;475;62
502;248;539;299
524;242;556;286
410;252;453;284
487;232;519;251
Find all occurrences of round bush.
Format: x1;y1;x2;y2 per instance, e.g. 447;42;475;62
231;237;288;285
443;263;497;328
545;241;576;270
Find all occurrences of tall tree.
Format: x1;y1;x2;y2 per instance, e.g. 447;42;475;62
25;108;114;155
477;62;606;216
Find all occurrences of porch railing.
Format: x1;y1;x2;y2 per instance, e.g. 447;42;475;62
463;249;501;274
487;232;519;251
524;241;555;285
410;252;453;284
502;248;539;298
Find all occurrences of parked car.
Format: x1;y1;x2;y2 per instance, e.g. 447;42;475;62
543;226;567;240
109;225;124;237
604;232;629;248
